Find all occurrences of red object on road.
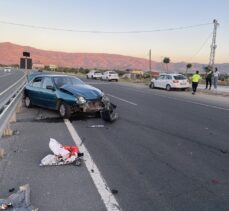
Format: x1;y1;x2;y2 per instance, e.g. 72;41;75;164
63;146;79;157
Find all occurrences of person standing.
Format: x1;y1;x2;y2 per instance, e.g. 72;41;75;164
213;67;220;89
192;70;201;95
205;68;213;90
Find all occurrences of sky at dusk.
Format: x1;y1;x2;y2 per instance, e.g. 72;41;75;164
0;0;229;63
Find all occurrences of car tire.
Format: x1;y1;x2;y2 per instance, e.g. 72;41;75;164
86;75;89;79
25;96;32;108
166;84;171;91
59;102;71;118
149;82;154;89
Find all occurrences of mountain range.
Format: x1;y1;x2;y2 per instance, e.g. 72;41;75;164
0;42;228;74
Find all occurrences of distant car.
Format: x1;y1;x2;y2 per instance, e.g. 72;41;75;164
149;73;190;91
101;71;119;81
24;74;107;118
4;67;11;72
86;70;102;79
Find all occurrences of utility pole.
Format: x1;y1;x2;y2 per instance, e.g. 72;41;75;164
209;19;219;70
149;49;151;72
148;49;152;79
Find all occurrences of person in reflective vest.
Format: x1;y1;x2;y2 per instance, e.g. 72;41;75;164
191;70;201;95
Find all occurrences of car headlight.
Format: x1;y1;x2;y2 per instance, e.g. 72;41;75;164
77;96;86;104
102;95;110;103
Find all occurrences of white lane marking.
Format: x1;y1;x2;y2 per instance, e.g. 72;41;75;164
88;82;111;85
64;119;121;211
110;85;229;111
0;73;13;78
150;92;229;112
107;94;137;106
0;74;26;96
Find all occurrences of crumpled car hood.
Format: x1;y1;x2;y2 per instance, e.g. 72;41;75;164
60;84;103;100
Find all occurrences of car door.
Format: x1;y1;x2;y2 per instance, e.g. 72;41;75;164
39;76;57;109
163;75;172;88
154;75;164;88
27;76;44;105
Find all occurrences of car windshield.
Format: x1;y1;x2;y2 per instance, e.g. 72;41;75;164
53;76;85;89
174;75;187;80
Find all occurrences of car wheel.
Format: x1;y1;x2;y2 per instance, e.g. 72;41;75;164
116;79;118;82
59;102;71;118
25;96;32;108
149;82;154;89
166;84;171;91
86;75;89;79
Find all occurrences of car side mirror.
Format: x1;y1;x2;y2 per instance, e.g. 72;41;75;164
46;85;55;91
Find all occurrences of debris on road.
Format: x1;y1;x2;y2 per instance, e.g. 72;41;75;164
40;138;83;166
100;101;118;122
111;189;118;195
0;148;6;160
13;130;20;135
220;149;228;154
211;179;220;184
89;125;105;128
0;184;38;211
8;188;15;193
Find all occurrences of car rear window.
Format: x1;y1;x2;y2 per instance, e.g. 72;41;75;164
174;75;187;80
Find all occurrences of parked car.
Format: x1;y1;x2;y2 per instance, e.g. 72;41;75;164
101;71;119;81
4;67;11;72
24;74;107;118
86;70;102;79
149;73;190;91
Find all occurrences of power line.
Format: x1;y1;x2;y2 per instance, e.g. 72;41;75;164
188;32;213;62
0;20;212;34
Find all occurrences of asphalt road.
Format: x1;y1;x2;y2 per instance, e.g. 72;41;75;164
75;79;229;211
0;69;24;93
0;77;229;211
0;69;25;106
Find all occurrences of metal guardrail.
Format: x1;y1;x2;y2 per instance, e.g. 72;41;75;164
0;74;27;137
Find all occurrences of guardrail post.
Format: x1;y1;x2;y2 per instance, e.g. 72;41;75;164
0;147;6;160
3;99;23;137
3;123;13;136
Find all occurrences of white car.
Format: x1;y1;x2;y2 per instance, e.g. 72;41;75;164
4;67;11;72
149;73;190;91
86;70;102;79
101;71;119;82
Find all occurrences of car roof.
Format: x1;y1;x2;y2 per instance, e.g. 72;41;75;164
160;73;184;76
32;74;76;77
28;73;79;81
